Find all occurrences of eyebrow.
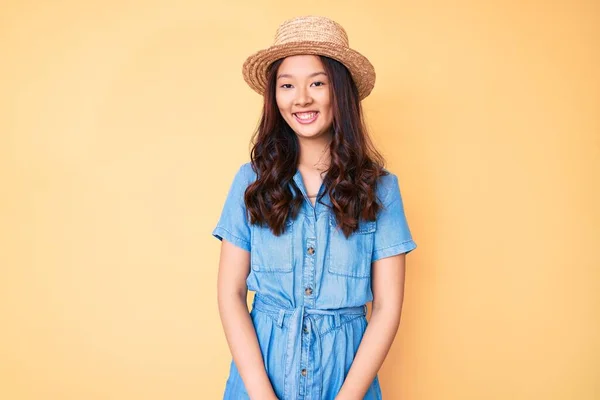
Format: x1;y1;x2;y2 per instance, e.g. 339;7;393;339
276;71;328;80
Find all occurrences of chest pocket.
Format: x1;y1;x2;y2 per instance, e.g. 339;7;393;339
251;219;294;273
327;214;376;278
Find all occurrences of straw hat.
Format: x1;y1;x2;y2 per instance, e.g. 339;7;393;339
242;15;376;100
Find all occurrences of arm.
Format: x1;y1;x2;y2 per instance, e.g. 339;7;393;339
335;253;407;400
217;239;278;400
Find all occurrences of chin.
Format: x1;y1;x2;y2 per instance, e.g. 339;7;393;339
297;131;322;138
295;125;325;137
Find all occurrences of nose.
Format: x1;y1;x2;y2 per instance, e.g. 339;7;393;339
294;86;312;107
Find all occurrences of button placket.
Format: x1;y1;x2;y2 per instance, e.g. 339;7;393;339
300;234;316;395
299;316;311;396
303;236;316;306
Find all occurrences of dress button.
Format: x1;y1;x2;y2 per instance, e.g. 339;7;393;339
307;246;315;255
301;369;307;377
305;287;313;295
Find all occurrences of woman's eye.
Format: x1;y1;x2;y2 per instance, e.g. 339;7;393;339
312;81;325;87
281;84;293;89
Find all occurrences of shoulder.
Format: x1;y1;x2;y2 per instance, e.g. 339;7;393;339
234;161;258;185
376;168;400;205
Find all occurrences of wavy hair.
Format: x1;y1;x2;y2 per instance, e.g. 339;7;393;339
245;56;389;238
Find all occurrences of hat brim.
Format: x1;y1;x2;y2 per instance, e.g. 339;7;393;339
242;41;376;100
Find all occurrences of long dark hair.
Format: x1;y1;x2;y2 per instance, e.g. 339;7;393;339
245;55;389;238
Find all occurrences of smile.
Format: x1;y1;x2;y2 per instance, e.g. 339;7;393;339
293;111;319;124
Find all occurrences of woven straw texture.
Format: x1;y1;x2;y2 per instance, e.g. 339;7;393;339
242;16;376;100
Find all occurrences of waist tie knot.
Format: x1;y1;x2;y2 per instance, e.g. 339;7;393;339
251;295;367;399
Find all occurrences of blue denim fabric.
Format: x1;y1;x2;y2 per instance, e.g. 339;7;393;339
212;162;417;400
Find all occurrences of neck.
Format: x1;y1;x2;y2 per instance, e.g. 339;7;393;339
297;132;332;174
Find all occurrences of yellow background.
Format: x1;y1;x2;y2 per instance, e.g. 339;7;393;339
1;0;598;399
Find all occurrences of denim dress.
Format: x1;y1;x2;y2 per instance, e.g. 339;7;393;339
212;162;417;400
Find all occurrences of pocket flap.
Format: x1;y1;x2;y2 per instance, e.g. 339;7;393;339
329;214;376;234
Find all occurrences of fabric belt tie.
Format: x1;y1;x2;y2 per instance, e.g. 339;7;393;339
252;295;367;399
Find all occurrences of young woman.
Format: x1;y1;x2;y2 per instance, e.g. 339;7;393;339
212;16;417;400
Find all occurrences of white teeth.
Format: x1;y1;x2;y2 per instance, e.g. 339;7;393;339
295;112;317;120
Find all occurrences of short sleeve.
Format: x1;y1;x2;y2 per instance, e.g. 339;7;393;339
211;163;252;252
372;174;417;262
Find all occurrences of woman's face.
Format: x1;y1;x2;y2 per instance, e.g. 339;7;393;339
275;55;334;140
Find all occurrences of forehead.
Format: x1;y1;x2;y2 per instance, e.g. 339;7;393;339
277;55;325;76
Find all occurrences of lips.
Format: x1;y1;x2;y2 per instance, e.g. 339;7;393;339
293;111;319;124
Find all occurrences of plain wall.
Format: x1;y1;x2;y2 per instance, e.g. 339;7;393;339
1;0;598;399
